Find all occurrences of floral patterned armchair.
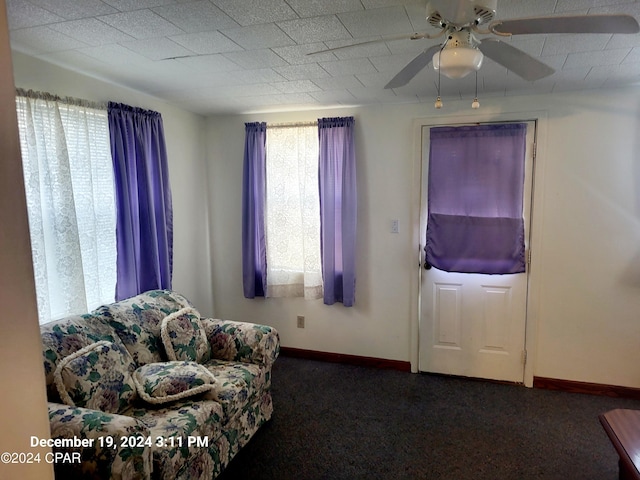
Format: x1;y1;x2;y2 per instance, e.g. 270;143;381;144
40;290;280;480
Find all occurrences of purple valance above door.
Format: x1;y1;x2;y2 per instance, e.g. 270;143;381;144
425;123;527;275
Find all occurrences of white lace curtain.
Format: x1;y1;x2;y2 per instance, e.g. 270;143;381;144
265;124;323;299
15;91;116;324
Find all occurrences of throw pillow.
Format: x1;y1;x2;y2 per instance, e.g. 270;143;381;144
132;361;217;405
54;340;137;414
161;307;211;363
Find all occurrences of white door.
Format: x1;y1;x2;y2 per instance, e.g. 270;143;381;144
419;121;536;383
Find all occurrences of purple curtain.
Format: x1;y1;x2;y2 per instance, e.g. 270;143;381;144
242;122;267;298
318;117;357;306
426;123;526;274
108;102;173;300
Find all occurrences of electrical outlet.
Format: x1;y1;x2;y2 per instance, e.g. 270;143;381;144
297;315;305;328
391;219;399;234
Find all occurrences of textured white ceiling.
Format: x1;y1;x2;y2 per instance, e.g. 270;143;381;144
7;0;640;115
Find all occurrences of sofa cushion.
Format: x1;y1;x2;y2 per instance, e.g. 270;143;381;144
133;361;217;405
161;307;211;363
41;314;124;401
54;340;137;414
202;359;267;422
97;290;193;366
124;398;224;480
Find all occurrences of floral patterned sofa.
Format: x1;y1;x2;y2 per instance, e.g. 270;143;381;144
40;290;280;480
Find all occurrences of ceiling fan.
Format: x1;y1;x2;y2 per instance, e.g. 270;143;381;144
314;0;640;90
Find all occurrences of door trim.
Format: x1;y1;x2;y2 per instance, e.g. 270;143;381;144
410;110;548;388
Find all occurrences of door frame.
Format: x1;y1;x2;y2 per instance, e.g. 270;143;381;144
409;110;548;387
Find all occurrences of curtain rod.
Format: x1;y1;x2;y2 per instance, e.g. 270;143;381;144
267;121;318;128
16;88;107;110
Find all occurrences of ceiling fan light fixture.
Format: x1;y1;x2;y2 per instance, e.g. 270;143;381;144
433;47;484;79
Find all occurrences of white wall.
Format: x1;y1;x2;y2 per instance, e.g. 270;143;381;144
206;89;640;389
0;1;53;478
206;107;416;363
11;52;215;316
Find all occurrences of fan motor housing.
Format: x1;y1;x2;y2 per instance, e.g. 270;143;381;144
443;30;477;49
426;0;497;28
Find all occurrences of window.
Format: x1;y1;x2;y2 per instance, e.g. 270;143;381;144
265;124;323;299
243;117;356;306
15;92;116;324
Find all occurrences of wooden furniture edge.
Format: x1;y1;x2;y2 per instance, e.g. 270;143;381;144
279;347;411;372
533;376;640;400
599;409;640;480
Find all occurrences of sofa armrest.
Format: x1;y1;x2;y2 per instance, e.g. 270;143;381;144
48;402;152;480
202;318;280;367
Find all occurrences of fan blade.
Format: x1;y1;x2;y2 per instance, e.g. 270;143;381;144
492;14;639;35
307;33;429;55
385;45;442;89
162;53;209;60
478;39;554;81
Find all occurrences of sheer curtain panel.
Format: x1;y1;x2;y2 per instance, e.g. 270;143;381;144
242;122;267;298
265;124;322;299
15;91;116;324
108;102;173;300
318;117;357;306
425;123;527;274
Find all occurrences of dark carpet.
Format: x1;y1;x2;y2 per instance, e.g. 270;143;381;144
218;356;640;480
